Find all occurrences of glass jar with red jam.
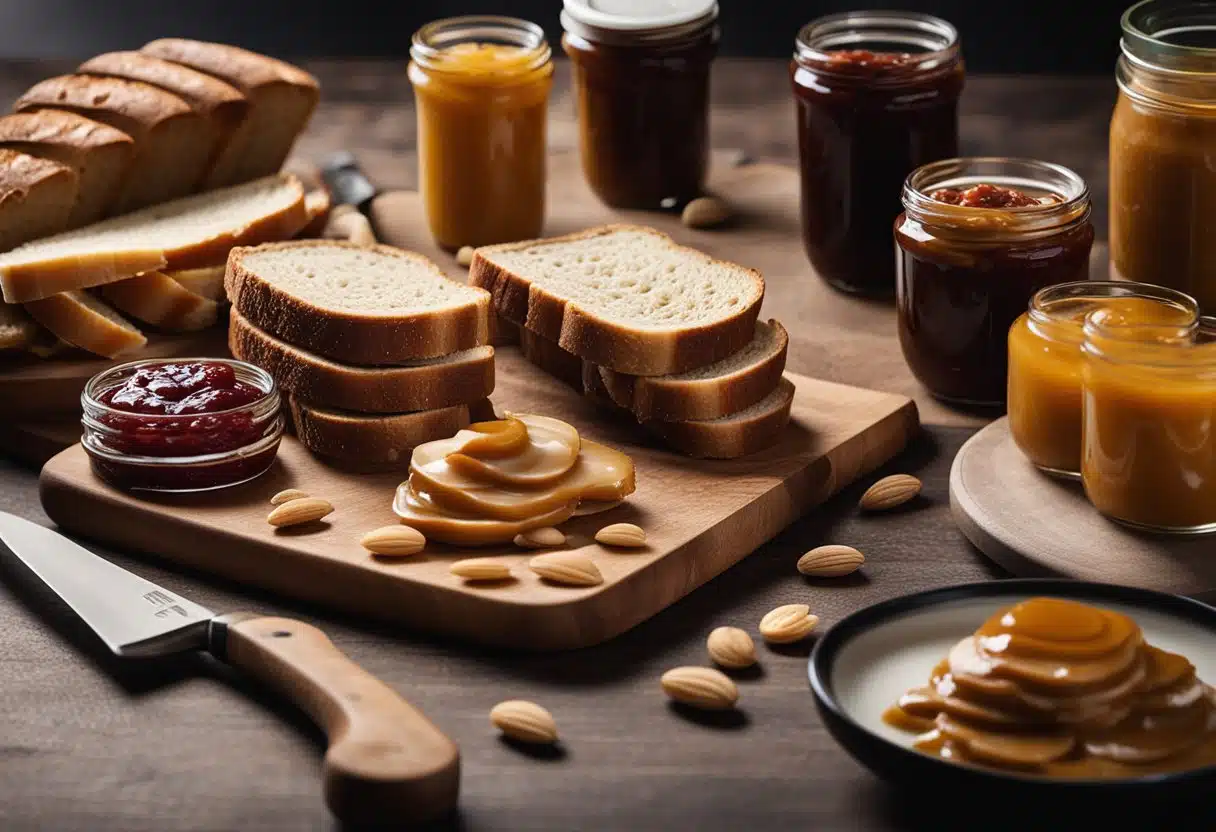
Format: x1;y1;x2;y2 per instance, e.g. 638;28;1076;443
81;359;283;492
791;11;964;297
895;157;1095;407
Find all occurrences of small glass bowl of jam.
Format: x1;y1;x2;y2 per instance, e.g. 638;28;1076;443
81;359;283;493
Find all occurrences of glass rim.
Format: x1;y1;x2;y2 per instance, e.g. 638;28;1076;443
1122;0;1216;72
411;15;551;70
794;10;959;71
1026;281;1199;347
82;357;278;422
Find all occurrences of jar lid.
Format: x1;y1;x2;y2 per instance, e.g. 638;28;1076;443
561;0;718;33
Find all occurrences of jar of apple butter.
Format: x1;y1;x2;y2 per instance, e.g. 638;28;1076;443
792;11;964;297
1110;0;1216;309
561;0;719;210
895;158;1095;408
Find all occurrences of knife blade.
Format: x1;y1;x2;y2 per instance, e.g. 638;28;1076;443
0;511;460;826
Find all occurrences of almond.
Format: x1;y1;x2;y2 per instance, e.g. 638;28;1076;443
706;626;756;669
490;700;557;744
529;551;603;586
267;497;333;528
513;527;566;549
456;245;475;267
759;604;819;644
660;666;739;710
859;474;921;512
361;525;425;557
451;558;512;581
270;488;309;506
797;545;865;577
681;196;731;229
595;522;646;548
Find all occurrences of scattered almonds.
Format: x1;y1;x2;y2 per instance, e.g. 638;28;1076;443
661;666;739;710
706;626;756;669
859;474;922;512
681;196;731;229
797;545;865;578
267;497;334;528
595;522;647;548
529;551;603;586
451;558;512;581
759;604;819;644
490;700;558;744
270;488;310;506
361;525;426;557
513;527;566;549
456;245;475;267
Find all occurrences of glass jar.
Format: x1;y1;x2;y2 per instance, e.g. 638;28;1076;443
408;16;554;250
895;158;1095;408
1082;311;1216;533
561;0;719;210
1110;0;1216;309
791;11;964;298
1009;281;1198;479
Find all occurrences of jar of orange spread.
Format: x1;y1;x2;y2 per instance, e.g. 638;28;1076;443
1007;281;1198;478
408;16;554;250
1082;313;1216;533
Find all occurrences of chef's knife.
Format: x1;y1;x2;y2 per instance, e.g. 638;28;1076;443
0;511;460;826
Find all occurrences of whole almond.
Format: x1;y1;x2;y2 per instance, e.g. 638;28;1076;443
595;523;646;548
759;604;819;644
529;551;603;586
514;527;566;549
859;474;921;512
706;626;756;669
490;700;558;744
681;196;731;229
270;488;309;506
451;558;512;581
361;525;426;557
267;497;333;528
661;666;739;710
797;545;865;578
456;245;475;267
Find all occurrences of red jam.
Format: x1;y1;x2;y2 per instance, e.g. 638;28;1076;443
929;183;1046;208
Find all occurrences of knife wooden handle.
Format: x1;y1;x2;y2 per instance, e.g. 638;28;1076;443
210;613;460;826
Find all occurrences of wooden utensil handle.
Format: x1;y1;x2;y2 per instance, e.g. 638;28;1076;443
209;613;460;826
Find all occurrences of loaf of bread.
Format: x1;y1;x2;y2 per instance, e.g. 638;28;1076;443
0;148;78;253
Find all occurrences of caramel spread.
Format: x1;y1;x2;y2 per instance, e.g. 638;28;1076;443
884;597;1216;778
394;414;635;545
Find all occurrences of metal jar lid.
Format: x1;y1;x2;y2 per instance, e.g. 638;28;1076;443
560;0;719;43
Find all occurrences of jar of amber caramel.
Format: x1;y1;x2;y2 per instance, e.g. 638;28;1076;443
561;0;719;210
1110;0;1216;309
1009;281;1198;479
792;11;963;297
408;16;554;250
895;158;1095;408
1082;310;1216;533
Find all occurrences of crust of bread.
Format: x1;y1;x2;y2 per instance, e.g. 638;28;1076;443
0;148;78;252
642;378;795;459
470;225;763;375
226;240;491;365
23;292;146;358
298;188;331;238
519;328;585;391
229;309;495;413
100;271;219;331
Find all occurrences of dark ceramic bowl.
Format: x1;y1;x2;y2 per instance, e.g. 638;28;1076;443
808;579;1216;807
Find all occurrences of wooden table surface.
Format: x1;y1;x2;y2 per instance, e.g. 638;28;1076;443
2;60;1205;831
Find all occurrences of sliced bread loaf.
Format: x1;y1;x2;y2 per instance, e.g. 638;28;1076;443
226;240;490;365
24;291;146;358
0;148;78;253
165;264;225;301
520;327;585;391
471;225;764;375
0;173;306;304
0;303;39;349
0;111;134;228
100;271;219;332
229;309;495;413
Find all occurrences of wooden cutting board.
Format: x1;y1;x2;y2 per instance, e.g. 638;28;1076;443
39;347;918;650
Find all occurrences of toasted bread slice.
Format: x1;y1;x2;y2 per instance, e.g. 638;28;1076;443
24;291;146;358
100;271;219;332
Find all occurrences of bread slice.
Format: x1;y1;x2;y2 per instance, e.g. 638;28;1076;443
141;39;319;187
298;188;331;238
0;303;39;350
597;320;789;422
643;378;795;459
15;74;213;214
165;264;226;301
0;111;134;228
78;52;249;189
229;308;495;413
0;173;306;304
520;327;585;391
24;291;146;358
226;240;490;365
100;271;219;332
0;149;78;253
287;396;496;472
471;225;764;375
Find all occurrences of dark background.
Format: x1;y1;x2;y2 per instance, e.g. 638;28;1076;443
0;0;1125;73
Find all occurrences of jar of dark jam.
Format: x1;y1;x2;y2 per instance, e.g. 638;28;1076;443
82;359;283;492
561;0;719;210
791;11;964;297
895;157;1095;407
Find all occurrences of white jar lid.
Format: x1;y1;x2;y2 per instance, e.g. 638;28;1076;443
561;0;718;33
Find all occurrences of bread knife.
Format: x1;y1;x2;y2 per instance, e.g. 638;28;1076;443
321;150;378;214
0;511;460;826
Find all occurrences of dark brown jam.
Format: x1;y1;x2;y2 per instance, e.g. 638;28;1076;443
929;183;1046;208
